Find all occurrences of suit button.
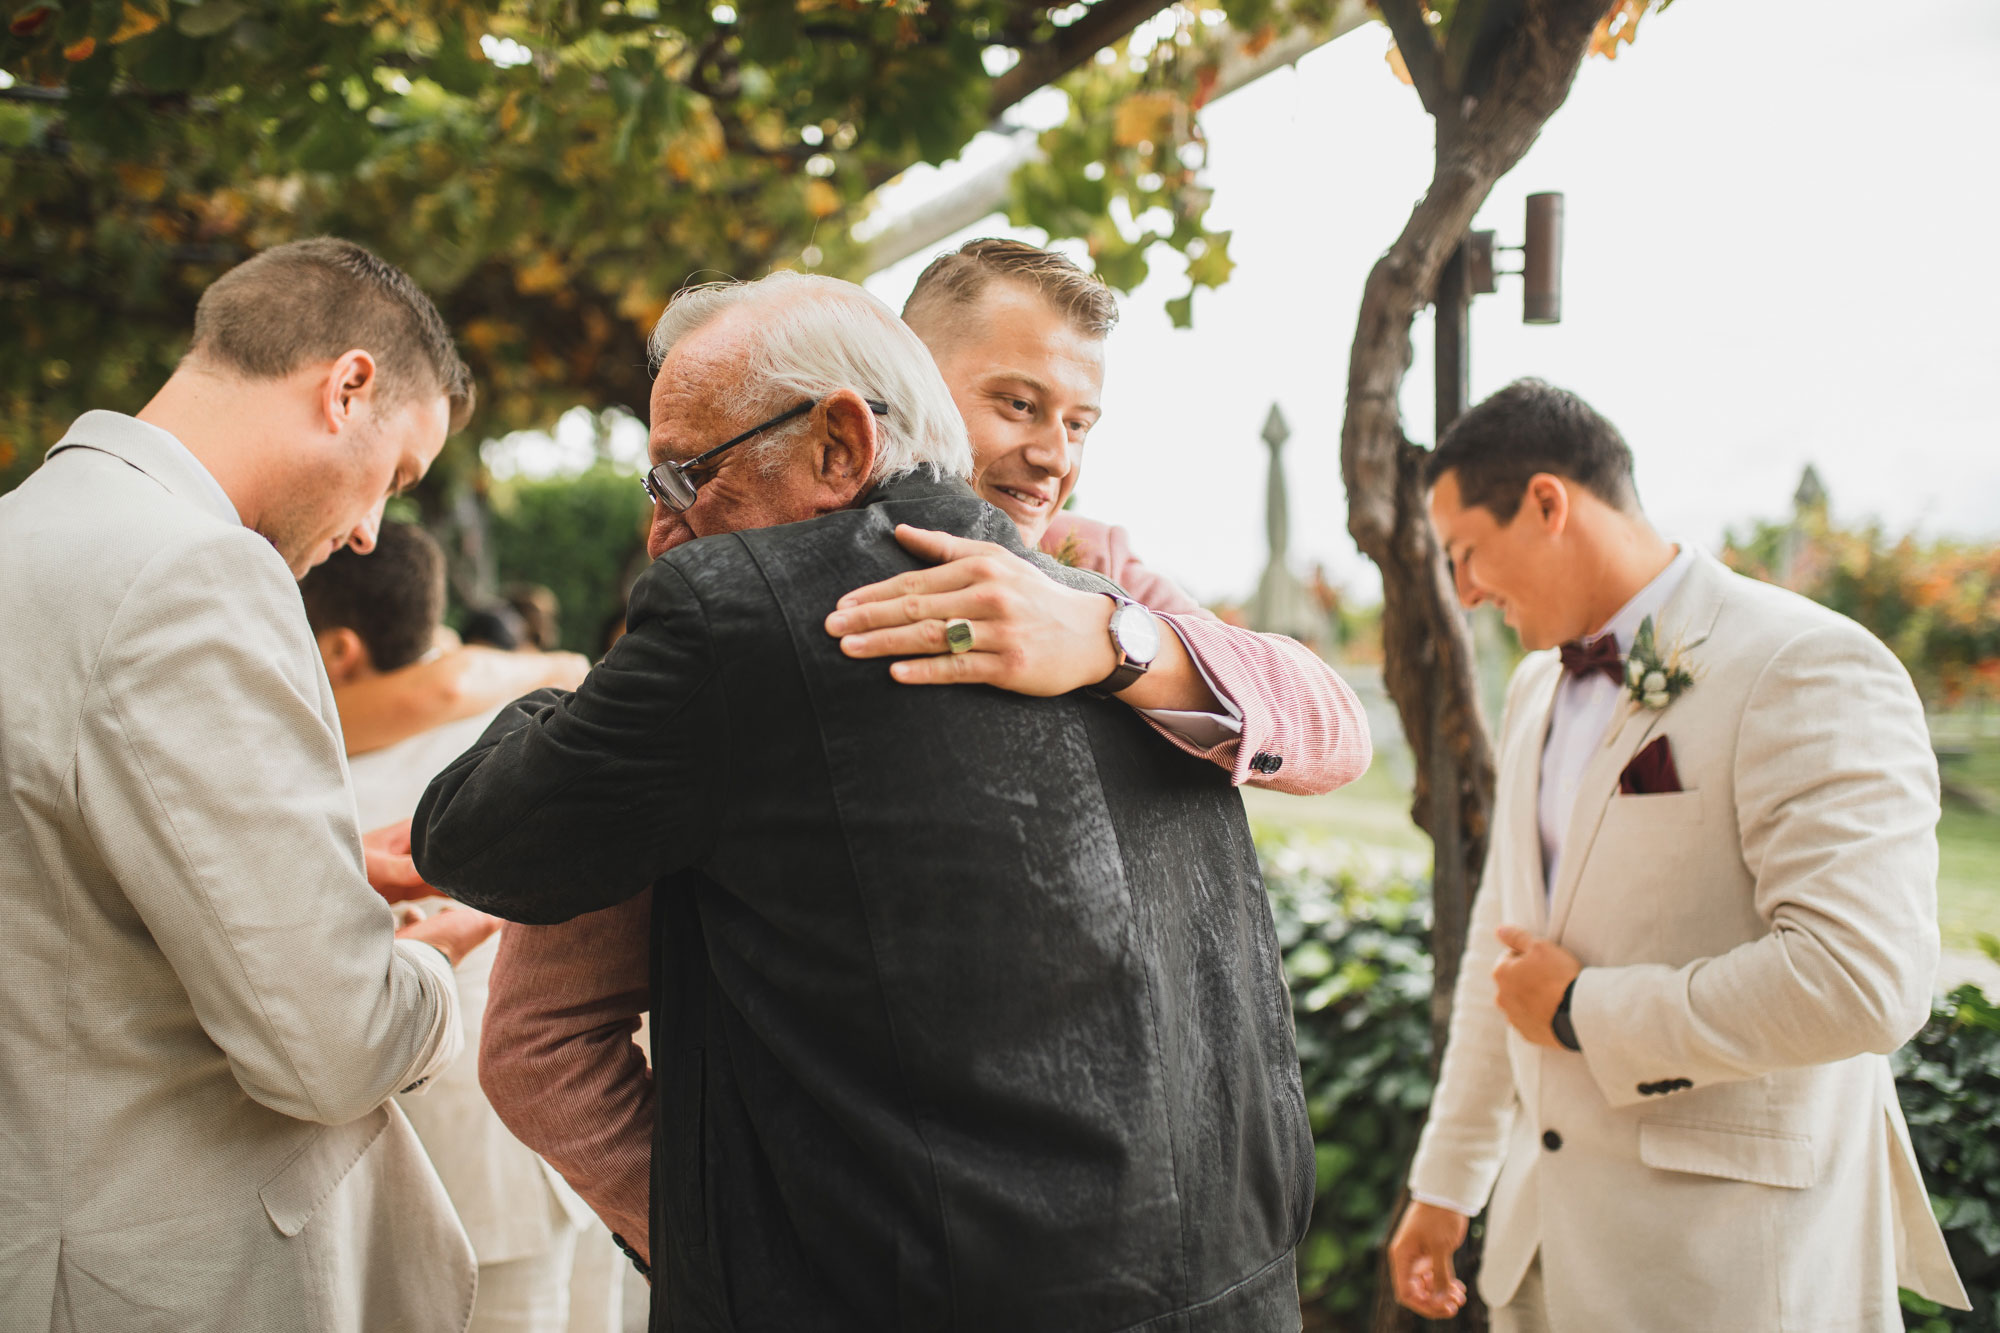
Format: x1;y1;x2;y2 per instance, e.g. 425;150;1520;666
1638;1081;1659;1096
1251;751;1282;774
1542;1130;1562;1152
1673;1078;1693;1091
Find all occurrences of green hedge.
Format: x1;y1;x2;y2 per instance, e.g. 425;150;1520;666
1897;977;2000;1330
1261;832;2000;1329
1264;837;1436;1322
483;464;652;654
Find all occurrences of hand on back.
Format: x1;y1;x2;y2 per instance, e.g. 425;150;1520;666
825;524;1117;697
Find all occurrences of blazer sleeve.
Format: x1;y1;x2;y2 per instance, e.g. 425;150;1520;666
481;894;655;1259
1404;668;1538;1213
1571;621;1943;1108
77;530;460;1126
413;557;727;924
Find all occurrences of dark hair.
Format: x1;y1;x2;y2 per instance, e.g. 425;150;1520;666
299;520;447;673
902;238;1119;345
460;605;527;652
502;583;561;652
189;237;475;431
1424;379;1638;522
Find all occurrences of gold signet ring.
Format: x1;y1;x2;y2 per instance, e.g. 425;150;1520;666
943;618;975;654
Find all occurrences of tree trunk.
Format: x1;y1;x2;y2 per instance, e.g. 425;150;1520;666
1338;3;1608;1330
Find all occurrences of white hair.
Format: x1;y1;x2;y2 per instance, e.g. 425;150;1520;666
648;271;972;485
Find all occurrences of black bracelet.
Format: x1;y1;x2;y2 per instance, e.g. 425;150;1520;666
1551;978;1581;1052
610;1232;652;1280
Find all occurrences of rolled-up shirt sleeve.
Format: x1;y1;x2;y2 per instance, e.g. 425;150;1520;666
481;896;655;1257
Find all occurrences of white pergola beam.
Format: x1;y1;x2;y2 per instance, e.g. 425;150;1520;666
859;0;1375;276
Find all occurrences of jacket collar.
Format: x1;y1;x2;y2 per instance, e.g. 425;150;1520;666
857;470;1029;552
47;410;241;527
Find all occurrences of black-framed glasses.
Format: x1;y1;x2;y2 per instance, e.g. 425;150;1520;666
641;396;890;513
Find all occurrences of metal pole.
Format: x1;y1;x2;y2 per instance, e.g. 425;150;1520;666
1429;234;1473;1007
1435;238;1471;437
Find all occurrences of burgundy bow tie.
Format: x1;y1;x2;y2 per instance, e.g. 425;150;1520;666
1559;635;1625;684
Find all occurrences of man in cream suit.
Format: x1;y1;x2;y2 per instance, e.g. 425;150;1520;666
0;238;496;1331
1389;380;1967;1330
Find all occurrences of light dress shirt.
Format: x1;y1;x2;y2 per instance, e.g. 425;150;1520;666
1411;543;1694;1220
1537;545;1695;897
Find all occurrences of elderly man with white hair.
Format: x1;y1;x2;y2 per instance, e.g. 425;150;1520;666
412;272;1315;1333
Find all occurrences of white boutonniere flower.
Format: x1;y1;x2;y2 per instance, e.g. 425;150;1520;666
1624;615;1697;710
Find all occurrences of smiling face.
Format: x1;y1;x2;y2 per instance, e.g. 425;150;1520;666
261;390;449;578
1427;469;1591;651
925;279;1105;547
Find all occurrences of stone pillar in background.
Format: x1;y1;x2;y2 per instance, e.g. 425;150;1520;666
1247;403;1328;648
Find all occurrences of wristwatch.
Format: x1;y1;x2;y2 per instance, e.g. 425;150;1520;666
1085;596;1161;697
1551;978;1581;1052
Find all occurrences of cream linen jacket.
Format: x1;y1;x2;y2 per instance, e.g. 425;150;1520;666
0;413;473;1332
1409;552;1967;1331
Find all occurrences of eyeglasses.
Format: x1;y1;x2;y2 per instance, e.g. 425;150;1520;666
641;396;890;514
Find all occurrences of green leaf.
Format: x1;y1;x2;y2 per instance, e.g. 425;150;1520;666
1165;292;1192;329
173;0;244;38
1185;230;1235;290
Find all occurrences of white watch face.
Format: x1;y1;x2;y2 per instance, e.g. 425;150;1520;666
1112;602;1161;666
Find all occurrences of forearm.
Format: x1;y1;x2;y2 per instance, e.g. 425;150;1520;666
336;647;584;756
482;898;656;1257
1112;617;1222;712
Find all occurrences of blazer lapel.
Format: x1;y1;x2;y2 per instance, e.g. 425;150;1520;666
1545;554;1729;939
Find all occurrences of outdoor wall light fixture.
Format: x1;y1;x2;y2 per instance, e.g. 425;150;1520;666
1467;191;1565;324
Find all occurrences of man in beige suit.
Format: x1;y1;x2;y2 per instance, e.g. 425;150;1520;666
1389;380;1967;1330
0;238;497;1331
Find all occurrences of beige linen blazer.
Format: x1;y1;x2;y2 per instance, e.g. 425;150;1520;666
0;413;474;1332
1409;552;1967;1331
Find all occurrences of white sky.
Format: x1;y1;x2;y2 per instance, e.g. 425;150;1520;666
862;0;2000;604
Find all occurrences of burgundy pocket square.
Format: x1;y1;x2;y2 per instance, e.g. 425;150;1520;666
1619;735;1684;796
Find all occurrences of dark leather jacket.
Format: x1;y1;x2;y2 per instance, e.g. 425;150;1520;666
416;473;1312;1331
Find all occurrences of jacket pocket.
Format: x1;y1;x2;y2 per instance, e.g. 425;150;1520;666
1603;788;1704;827
259;1107;391;1236
1638;1118;1814;1190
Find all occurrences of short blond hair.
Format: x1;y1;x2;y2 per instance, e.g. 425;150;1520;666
901;239;1119;347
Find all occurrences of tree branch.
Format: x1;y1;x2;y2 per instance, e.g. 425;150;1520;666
986;0;1175;121
1441;0;1526;100
1377;0;1450;118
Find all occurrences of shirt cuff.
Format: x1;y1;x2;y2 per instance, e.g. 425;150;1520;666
1134;620;1243;747
392;936;464;1095
1409;1189;1478;1217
